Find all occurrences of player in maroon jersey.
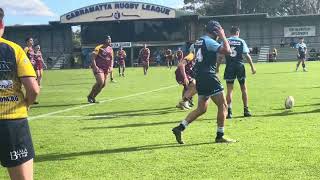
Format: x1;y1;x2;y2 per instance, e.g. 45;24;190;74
24;37;35;69
139;44;150;75
87;35;114;103
117;46;127;77
175;44;196;109
34;44;46;87
165;48;174;69
176;48;184;63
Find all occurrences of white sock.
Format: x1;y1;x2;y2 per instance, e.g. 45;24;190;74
228;103;232;109
181;120;189;128
217;127;224;133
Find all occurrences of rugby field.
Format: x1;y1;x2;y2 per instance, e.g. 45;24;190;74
1;62;320;179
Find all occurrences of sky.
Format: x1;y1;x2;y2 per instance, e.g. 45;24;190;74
2;0;185;26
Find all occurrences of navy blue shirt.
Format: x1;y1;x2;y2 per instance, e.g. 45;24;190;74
194;35;221;75
296;42;307;55
225;36;250;65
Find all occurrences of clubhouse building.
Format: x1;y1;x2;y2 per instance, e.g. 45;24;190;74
4;1;320;68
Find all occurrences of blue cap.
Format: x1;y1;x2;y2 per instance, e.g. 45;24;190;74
206;20;221;36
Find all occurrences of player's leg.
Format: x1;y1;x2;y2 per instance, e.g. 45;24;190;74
296;59;302;71
8;159;33;180
226;82;234;119
118;64;121;76
88;72;105;103
1;119;35;180
172;96;210;144
176;84;188;109
302;57;307;71
166;59;170;68
239;80;251;117
224;65;236;119
122;64;125;76
36;69;41;86
110;71;116;83
145;61;149;75
237;64;251;117
177;83;195;110
211;92;235;143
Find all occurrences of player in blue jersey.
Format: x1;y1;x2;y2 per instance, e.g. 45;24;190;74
172;20;236;144
217;26;256;119
296;37;308;72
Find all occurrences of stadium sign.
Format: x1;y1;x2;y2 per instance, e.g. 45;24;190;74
111;42;132;48
60;2;176;23
284;26;316;37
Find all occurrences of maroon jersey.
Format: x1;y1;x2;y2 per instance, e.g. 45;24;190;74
118;50;126;65
175;53;195;84
34;51;43;70
176;50;184;62
24;46;35;67
93;44;113;71
166;49;173;60
140;48;150;62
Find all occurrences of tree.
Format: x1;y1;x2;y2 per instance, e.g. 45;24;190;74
183;0;320;16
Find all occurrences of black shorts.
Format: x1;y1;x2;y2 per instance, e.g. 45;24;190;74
298;53;306;60
224;64;246;85
196;73;224;97
0;119;35;168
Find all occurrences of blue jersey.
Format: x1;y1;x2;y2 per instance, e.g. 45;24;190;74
194;35;221;75
296;42;307;55
225;36;250;64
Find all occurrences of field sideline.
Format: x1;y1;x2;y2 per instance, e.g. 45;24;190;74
1;62;320;179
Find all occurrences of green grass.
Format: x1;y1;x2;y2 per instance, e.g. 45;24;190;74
1;62;320;179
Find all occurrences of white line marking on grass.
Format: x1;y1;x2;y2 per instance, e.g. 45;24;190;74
29;84;178;121
42;115;117;119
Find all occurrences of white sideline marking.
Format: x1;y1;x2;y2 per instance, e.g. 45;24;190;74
42;115;117;119
29;85;178;121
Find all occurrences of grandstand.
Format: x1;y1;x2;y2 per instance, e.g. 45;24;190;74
3;2;320;68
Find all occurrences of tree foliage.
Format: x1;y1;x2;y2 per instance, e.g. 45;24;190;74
183;0;320;16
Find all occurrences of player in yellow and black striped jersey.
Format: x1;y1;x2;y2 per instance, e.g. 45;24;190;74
0;8;40;180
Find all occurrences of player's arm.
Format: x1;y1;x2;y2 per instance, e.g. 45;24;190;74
91;52;99;71
110;50;114;70
40;53;47;69
216;53;225;74
178;59;189;85
217;28;231;55
92;46;102;71
124;51;127;58
147;49;151;60
244;53;256;74
17;47;39;108
242;40;256;74
21;77;40;108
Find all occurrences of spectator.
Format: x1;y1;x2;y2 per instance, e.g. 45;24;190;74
272;48;278;62
290;38;295;48
280;39;285;47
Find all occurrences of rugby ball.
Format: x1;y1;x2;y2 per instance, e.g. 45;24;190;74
285;96;294;109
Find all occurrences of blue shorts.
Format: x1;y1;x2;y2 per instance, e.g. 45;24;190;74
196;73;224;97
224;63;246;85
0;119;35;167
298;53;306;60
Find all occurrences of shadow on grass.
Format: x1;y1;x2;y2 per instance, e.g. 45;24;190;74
87;107;180;120
272;103;320;110
254;109;320;118
82;118;209;130
36;142;215;162
31;103;87;109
